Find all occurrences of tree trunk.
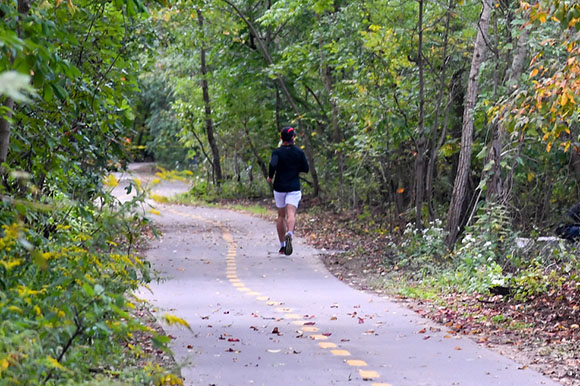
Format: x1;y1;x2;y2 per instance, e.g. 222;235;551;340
222;0;320;196
197;9;222;186
415;0;427;229
425;0;454;222
0;0;29;167
486;28;530;201
321;63;344;205
0;98;14;164
446;0;493;248
243;122;268;179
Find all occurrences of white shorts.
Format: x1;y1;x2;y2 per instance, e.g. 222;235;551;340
274;190;302;209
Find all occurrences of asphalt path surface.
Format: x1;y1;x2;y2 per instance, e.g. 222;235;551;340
113;166;559;386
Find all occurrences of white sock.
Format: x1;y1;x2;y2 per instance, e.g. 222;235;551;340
288;231;293;237
280;241;286;248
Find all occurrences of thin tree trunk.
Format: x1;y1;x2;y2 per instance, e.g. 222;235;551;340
321;62;344;204
197;9;222;186
426;0;454;221
243;122;268;179
446;0;493;248
486;28;530;201
222;0;320;196
0;0;29;167
0;98;14;164
415;0;427;229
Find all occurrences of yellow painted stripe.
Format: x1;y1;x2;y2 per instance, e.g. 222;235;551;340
246;291;261;296
284;313;301;319
276;307;292;312
330;349;351;356
371;383;391;386
346;360;368;367
237;287;251;292
256;296;269;301
229;278;241;283
232;282;244;287
266;301;281;306
359;370;380;380
293;321;307;326
301;326;318;332
310;334;328;341
318;342;337;349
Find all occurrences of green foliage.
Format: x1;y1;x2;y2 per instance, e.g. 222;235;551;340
0;187;179;384
0;1;183;384
389;220;449;277
452;204;516;292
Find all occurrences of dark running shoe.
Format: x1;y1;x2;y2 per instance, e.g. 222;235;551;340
284;233;293;256
279;246;286;255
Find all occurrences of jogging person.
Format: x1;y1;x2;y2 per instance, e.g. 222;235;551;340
267;126;309;255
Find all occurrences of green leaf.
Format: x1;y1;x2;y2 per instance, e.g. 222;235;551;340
83;282;95;297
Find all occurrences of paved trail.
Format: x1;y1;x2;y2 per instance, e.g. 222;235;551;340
116;167;559;386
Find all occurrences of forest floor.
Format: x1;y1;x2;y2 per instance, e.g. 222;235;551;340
135;185;579;385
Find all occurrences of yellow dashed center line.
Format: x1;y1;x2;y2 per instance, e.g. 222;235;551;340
330;349;351;356
360;370;380;380
171;209;389;385
346;359;368;367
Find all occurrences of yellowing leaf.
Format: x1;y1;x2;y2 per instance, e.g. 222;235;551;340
162;313;191;330
46;356;72;373
564;141;571;152
530;68;539;78
561;92;569;106
103;174;119;188
546;142;553;152
149;209;161;216
538;13;547;23
527;172;535;182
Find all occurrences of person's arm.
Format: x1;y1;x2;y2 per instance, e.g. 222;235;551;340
267;150;278;183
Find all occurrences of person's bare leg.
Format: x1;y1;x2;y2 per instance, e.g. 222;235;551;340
283;204;297;255
286;204;297;234
276;207;287;242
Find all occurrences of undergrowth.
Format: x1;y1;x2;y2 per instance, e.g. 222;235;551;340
0;173;183;385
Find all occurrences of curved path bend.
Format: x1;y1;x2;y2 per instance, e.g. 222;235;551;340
116;168;558;386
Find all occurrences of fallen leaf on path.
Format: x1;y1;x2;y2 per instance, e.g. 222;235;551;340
250;326;259;331
330;316;337;320
304;322;316;326
418;328;426;334
358;317;365;324
423;336;431;340
228;338;240;342
454;346;462;350
272;327;280;335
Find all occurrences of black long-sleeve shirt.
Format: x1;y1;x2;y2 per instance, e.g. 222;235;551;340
268;144;309;192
